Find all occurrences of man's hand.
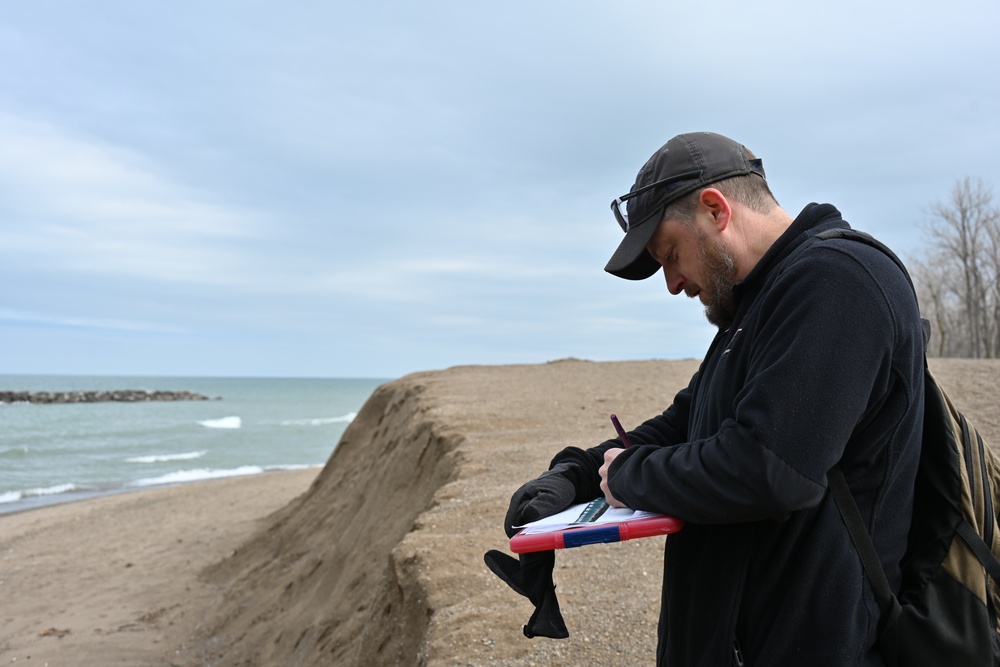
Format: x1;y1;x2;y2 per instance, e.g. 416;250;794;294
599;447;626;508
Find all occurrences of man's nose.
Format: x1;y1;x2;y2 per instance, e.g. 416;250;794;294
663;266;685;295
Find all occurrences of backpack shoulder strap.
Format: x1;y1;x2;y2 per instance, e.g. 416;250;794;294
813;228;932;346
812;228;912;288
828;467;897;614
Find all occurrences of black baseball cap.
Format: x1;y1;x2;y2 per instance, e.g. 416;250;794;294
605;132;766;280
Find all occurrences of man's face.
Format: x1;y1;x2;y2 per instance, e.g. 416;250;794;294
646;217;739;329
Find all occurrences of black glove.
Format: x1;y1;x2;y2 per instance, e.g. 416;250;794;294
484;549;568;639
503;462;579;537
485;463;581;639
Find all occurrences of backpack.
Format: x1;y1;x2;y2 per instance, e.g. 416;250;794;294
806;228;1000;665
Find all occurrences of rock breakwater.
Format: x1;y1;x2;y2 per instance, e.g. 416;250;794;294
0;389;214;404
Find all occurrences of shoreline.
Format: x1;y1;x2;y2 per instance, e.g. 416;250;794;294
0;464;324;517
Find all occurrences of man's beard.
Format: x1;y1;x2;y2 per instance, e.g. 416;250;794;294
694;228;738;329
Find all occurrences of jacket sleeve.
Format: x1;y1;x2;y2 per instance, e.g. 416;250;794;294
606;243;914;523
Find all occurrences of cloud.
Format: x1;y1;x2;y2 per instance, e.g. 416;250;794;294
0;112;258;285
0;307;186;334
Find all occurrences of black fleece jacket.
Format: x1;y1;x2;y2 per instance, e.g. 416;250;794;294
554;203;925;666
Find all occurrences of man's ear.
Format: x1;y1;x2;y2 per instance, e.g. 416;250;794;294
698;188;731;232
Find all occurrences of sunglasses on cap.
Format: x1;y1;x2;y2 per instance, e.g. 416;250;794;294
609;169;703;233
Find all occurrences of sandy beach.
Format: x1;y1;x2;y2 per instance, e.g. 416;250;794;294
2;358;998;666
0;468;321;666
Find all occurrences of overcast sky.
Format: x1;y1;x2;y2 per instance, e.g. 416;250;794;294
1;1;998;379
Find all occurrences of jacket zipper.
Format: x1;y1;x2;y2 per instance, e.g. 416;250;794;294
732;638;745;666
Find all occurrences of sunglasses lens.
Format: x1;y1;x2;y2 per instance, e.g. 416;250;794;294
612;199;629;232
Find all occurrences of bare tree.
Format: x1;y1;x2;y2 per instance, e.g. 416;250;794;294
986;206;1000;357
912;256;954;356
911;178;1000;358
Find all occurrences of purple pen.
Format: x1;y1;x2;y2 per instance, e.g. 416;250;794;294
610;413;633;448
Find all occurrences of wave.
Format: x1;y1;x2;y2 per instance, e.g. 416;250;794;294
279;412;357;426
0;490;21;504
129;466;265;487
126;451;208;464
128;464;320;488
198;416;242;429
0;483;79;504
0;464;323;511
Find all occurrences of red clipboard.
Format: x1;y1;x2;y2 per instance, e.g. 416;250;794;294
510;513;683;553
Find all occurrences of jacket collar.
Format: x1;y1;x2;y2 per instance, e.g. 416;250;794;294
732;202;849;304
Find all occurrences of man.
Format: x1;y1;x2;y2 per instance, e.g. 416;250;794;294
501;132;925;665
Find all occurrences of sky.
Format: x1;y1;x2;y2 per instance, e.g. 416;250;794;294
1;1;998;379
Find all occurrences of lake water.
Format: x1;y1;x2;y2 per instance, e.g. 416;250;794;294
0;374;387;513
